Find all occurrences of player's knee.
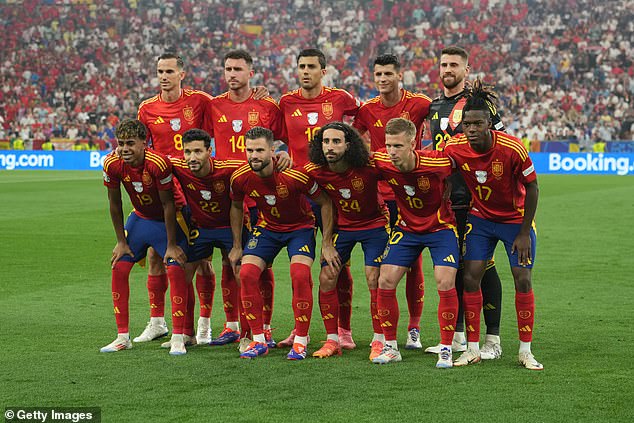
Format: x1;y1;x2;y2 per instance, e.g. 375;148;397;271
318;270;337;292
514;276;532;293
462;273;481;292
378;274;397;290
196;260;215;276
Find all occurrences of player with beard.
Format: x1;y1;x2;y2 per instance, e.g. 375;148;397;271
305;122;389;359
229;127;337;360
278;49;361;349
425;46;505;359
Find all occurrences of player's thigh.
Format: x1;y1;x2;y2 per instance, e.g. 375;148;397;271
378;264;409;289
381;227;424;271
500;222;537;269
425;229;460;270
285;228;316;262
359;226;389;268
244;227;285;265
365;265;380;290
463;215;497;262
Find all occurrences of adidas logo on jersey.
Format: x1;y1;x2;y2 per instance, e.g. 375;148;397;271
374;120;383;127
217;115;228;123
153;117;165;124
443;255;456;264
249;190;260;197
388;178;398;185
462;163;471;171
291;109;303;117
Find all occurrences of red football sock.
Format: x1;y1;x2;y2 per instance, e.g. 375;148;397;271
167;265;189;335
369;288;382;334
438;288;459;345
406;255;424;331
239;263;264;336
290;263;313;337
260;267;275;326
319;289;339;335
516;290;535;342
196;273;215;318
377;288;399;341
147;273;168;317
184;277;195;336
336;266;353;331
221;264;240;322
463;290;483;343
112;261;134;333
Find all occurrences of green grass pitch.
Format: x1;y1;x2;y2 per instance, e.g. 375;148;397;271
1;171;633;422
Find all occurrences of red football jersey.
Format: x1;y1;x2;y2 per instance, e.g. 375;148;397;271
352;89;431;202
304;161;387;230
170;157;244;229
442;131;537;224
209;92;284;160
230;165;322;232
137;89;214;158
103;149;175;221
373;150;455;233
353;90;432;151
279;87;360;166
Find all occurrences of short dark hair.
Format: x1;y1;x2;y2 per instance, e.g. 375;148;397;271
440;46;469;63
463;78;498;119
309;122;369;168
298;48;326;69
374;54;401;71
224;49;253;67
183;129;212;149
158;52;184;69
115;119;147;141
245;126;274;146
385;118;416;140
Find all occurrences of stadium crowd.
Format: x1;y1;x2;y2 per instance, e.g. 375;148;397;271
0;0;632;149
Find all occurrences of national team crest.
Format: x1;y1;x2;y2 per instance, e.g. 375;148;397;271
451;109;462;126
399;111;411;121
351;177;364;192
339;188;351;199
183;106;194;122
322;103;333;119
276;184;289;198
492;160;504;178
404;185;416;196
232;119;243;133
142;170;153;186
170;118;181;131
307;112;319;125
200;190;212;200
475;170;488;184
248;111;260;126
417;176;430;192
132;182;143;193
247;237;258;249
213;180;225;193
264;195;276;206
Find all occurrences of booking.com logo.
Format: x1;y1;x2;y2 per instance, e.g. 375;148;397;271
548;153;634;176
0;153;54;170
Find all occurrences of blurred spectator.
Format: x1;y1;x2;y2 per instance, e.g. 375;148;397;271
0;0;631;147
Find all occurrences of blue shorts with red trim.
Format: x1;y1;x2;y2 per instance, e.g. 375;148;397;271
463;214;536;268
243;226;316;263
322;226;389;268
120;211;188;266
381;227;459;269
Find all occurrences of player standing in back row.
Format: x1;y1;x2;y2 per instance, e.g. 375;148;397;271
278;48;360;349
